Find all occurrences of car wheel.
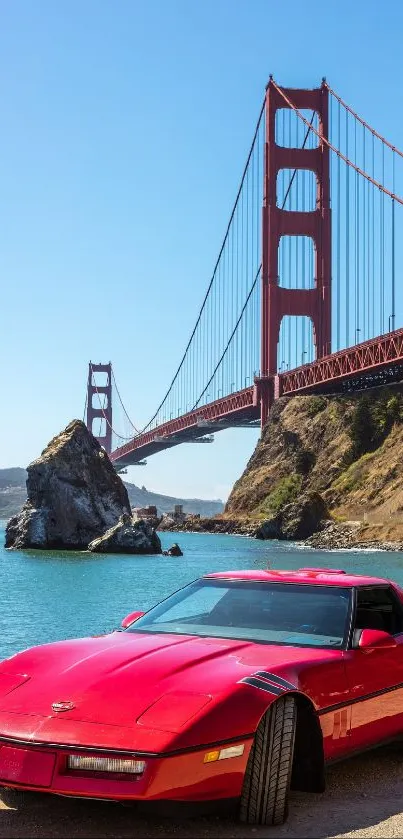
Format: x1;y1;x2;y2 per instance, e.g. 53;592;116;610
239;695;297;826
0;787;37;807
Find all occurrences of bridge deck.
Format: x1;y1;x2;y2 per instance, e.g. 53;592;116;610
111;328;403;467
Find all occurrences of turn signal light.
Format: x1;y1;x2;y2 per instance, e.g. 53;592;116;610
67;756;146;774
203;744;244;763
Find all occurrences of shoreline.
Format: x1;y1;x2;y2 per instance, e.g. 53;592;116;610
159;517;403;553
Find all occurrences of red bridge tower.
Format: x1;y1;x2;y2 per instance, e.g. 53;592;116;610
259;79;331;425
86;362;112;454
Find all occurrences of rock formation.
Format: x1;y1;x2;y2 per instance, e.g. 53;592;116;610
88;514;161;554
5;420;132;550
162;542;183;556
255;492;328;541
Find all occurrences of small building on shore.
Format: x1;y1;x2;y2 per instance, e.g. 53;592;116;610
166;504;185;523
132;505;158;518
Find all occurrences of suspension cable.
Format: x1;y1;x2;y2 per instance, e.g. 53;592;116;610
271;80;403;205
138;97;266;434
324;82;403;159
110;367;141;435
83;389;88;425
192;265;262;409
191;110;316;409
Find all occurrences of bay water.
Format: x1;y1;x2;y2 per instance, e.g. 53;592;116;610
1;522;403;661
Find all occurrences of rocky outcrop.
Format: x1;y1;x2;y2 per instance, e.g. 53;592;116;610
162;542;183;556
88;514;161;554
5;420;131;550
256;492;328;541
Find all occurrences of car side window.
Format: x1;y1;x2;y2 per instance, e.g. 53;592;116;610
355;587;403;636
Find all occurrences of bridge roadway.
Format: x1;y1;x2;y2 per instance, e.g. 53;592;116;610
110;327;403;468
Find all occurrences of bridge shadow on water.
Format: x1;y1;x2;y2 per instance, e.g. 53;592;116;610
1;744;403;838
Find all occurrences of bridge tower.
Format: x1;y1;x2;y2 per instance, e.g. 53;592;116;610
259;79;331;425
86;362;112;454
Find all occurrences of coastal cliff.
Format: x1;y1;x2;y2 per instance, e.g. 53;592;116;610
223;385;403;548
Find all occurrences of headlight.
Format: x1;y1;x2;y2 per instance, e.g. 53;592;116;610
67;756;146;775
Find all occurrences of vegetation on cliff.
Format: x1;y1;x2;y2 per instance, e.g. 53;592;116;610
225;385;403;544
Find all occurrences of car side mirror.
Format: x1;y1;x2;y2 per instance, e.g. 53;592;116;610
358;628;397;651
121;610;145;629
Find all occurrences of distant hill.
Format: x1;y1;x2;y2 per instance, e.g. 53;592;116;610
0;469;27;518
0;468;27;488
0;468;223;520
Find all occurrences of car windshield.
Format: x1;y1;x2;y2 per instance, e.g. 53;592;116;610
126;580;352;648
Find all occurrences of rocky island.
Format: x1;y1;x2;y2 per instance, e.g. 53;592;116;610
5;420;161;554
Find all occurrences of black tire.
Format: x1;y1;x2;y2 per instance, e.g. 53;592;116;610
239;695;297;826
0;787;38;807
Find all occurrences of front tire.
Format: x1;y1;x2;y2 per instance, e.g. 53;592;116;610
240;695;297;826
0;787;38;807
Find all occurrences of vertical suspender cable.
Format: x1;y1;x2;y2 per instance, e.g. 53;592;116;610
245;166;249;388
372;133;375;338
336;100;341;350
381;144;385;333
302;165;306;359
362;123;366;341
287;108;292;368
83;389;88;425
355;118;359;343
282;113;286;369
346;110;350;347
392;149;396;331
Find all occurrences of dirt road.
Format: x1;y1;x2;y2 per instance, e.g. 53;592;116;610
1;744;403;838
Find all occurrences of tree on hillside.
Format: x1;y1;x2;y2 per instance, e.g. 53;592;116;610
349;397;376;459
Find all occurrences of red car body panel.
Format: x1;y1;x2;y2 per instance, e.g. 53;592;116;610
0;568;403;805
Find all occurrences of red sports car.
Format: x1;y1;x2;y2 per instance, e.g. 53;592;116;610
0;566;403;825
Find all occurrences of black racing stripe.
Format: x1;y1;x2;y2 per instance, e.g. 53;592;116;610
255;671;297;691
318;679;403;716
240;676;283;696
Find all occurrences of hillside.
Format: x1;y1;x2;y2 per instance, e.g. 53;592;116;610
225;385;403;546
0;469;27;519
0;468;223;520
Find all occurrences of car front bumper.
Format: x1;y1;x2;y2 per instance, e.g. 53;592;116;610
0;738;251;803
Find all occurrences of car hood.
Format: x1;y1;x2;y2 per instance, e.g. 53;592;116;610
0;631;341;751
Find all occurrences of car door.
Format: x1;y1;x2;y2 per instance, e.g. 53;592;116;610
343;585;403;750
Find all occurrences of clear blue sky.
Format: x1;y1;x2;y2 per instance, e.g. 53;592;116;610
2;0;403;501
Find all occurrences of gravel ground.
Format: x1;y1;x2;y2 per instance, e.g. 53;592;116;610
1;744;403;838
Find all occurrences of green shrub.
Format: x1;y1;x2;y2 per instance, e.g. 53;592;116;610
295;448;315;475
306;396;327;417
347;392;403;463
259;474;303;518
334;451;374;492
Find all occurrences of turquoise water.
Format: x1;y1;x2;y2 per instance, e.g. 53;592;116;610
1;522;403;661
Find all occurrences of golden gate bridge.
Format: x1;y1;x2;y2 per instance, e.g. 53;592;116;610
84;78;403;470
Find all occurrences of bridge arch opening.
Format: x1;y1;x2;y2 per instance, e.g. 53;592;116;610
278;235;315;290
91;371;109;388
275;109;319;149
278;316;315;372
277;169;316;212
92;417;107;439
92;393;109;410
